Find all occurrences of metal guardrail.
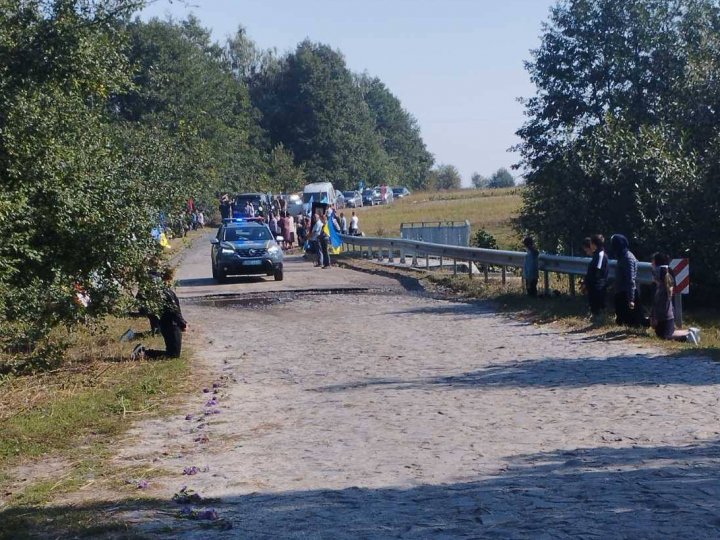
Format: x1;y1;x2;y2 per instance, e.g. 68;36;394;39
340;234;654;291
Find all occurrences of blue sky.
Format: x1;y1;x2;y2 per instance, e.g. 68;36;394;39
140;0;556;186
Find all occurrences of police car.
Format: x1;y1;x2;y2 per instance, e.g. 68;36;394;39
210;219;284;283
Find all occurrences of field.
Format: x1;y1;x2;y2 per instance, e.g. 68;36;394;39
351;187;523;249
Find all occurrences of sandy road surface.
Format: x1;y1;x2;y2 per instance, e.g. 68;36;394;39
106;237;720;538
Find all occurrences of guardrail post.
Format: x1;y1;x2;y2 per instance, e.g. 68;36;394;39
388;245;394;263
399;248;405;264
569;274;576;296
377;247;384;262
425;253;429;269
412;251;418;267
484;265;489;283
453;258;457;276
673;294;683;328
543;271;550;296
440;254;444;271
501;266;506;285
468;260;472;279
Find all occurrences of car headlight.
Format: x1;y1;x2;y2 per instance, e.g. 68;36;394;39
268;245;281;255
221;248;234;255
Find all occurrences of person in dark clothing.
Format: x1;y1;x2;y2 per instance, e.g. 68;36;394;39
131;268;187;360
219;196;232;220
582;234;608;319
650;252;675;339
610;233;645;327
523;236;539;297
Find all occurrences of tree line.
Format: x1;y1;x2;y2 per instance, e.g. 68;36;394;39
517;0;720;298
0;0;434;369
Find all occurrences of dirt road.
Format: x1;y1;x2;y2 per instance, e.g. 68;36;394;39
107;236;720;538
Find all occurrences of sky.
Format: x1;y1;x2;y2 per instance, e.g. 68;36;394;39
140;0;556;186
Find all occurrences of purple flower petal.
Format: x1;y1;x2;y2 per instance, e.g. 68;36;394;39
185;414;193;421
202;388;210;393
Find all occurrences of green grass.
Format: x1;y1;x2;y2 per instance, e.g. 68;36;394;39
352;187;523;249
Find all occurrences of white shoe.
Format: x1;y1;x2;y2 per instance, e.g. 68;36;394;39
687;330;699;345
689;327;701;345
130;344;146;360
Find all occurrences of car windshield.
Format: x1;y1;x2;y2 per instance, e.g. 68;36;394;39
302;192;328;204
223;227;272;242
392;188;402;194
343;191;355;197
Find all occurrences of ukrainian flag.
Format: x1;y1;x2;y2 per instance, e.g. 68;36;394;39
326;212;343;255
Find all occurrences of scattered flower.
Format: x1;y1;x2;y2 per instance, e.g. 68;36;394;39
205;398;218;407
185;414;193;421
172;486;202;504
137;480;149;489
204;409;221;416
194;434;209;443
202;388;210;393
212;382;221;389
178;507;220;521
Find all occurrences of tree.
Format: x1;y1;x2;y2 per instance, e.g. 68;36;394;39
268;144;305;193
358;75;434;190
471;172;488;189
251;41;390;190
0;0;162;367
434;164;462;190
488;167;515;188
516;0;720;294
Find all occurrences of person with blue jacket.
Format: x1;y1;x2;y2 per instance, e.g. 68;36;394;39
523;236;539;297
610;233;644;326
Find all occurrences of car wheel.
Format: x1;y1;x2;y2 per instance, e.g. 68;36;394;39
274;269;284;281
216;271;226;284
212;264;218;279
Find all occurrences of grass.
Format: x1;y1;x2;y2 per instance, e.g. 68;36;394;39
352;187;523;249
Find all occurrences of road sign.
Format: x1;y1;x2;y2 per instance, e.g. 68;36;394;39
670;258;690;295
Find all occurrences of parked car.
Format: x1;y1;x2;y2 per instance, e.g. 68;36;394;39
372;186;394;205
342;190;363;208
211;220;284;283
392;186;411;198
362;188;375;206
334;191;346;209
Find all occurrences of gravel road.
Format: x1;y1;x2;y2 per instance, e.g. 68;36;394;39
112;236;720;538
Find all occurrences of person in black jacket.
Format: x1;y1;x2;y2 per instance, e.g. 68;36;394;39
131;267;188;360
610;233;644;327
582;234;608;320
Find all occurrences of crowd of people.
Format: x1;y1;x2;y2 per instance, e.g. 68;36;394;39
522;233;698;344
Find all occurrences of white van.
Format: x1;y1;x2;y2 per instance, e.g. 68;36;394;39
302;182;337;206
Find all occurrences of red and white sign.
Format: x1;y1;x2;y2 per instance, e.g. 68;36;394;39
670;258;690;295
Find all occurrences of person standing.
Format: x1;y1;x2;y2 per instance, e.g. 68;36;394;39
610;233;644;327
349;211;359;235
318;213;331;268
308;212;324;267
582;234;608;320
340;212;348;234
131;268;188;360
523;236;539;297
284;212;295;249
219;196;232;220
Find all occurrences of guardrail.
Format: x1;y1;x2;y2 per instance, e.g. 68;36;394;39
339;234;655;295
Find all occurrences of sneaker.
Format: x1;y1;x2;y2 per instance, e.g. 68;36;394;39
119;328;135;342
130;343;146;361
689;327;701;345
686;331;699;346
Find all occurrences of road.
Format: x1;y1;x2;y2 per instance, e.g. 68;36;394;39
112;234;720;538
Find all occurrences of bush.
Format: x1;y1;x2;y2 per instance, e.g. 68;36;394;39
473;229;498;250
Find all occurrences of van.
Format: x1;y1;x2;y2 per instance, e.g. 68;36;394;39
302;182;337;206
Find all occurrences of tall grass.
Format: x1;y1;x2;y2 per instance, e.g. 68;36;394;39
352;187;523;249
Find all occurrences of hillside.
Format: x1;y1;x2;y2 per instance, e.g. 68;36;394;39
351;187;523;249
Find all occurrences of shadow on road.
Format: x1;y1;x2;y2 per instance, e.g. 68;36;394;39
3;440;719;538
310;352;720;393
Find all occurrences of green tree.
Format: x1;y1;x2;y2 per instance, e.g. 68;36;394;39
0;0;162;366
471;172;488;189
251;41;390;190
358;75;434;190
516;0;720;293
488;167;515;188
434;164;462;190
268;144;306;193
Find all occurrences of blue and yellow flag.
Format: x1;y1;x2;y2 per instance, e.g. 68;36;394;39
326;212;343;255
